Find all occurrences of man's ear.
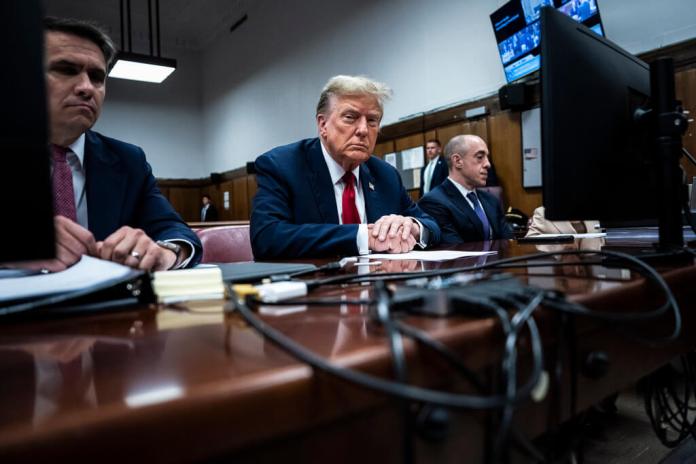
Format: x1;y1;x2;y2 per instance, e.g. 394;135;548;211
317;114;327;137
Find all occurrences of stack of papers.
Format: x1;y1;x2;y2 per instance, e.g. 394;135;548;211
152;267;225;304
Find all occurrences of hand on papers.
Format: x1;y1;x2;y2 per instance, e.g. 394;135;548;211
97;226;176;271
368;215;420;253
5;217;177;273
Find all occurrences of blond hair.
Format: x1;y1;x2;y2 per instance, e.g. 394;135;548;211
316;75;392;117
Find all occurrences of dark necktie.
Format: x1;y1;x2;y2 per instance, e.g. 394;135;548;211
467;191;491;240
341;172;361;224
51;144;77;222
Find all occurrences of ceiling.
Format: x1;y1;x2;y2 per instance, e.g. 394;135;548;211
44;0;253;52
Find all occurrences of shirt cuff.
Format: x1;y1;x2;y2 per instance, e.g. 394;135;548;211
409;217;429;249
357;224;370;255
165;239;196;269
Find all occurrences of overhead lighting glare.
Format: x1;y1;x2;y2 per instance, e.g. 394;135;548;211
110;52;176;83
108;0;177;84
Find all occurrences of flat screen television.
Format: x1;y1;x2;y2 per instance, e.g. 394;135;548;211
491;0;604;83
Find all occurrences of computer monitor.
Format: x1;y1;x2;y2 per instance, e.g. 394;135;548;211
490;0;604;83
540;6;688;250
1;1;55;263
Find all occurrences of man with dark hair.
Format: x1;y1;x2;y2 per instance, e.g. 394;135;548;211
419;135;513;243
419;138;447;198
39;17;201;272
201;194;219;222
251;75;440;259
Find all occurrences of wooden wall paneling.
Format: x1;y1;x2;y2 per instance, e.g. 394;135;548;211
218;180;235;220
469;119;489;143
374;140;395;157
165;186;202;222
676;68;696;181
436;122;466;148
488;111;541;216
232;177;249;220
246;175;257;220
394;133;424;151
425;130;437;143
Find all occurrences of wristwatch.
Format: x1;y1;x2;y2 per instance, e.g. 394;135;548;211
156;240;182;267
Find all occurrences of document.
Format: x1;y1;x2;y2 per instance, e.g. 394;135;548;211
401;146;425;170
365;250;497;262
0;256;138;303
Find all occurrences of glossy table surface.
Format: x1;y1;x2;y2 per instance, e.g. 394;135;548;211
1;240;694;462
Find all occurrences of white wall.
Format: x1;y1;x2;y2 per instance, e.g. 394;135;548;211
94;50;205;178
94;0;696;178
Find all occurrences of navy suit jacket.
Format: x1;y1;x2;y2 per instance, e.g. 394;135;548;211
251;138;441;259
84;130;202;266
419;155;448;198
418;178;513;244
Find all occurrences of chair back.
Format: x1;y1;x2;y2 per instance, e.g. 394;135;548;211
196;225;253;263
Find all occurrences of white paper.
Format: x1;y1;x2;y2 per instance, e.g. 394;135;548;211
413;168;421;188
401;146;424;170
531;233;606;239
364;250;497;262
0;256;136;303
384;152;397;167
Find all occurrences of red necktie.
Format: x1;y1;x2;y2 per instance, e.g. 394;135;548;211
51;144;77;222
341;172;361;224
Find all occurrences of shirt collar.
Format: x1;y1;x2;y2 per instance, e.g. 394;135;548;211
320;140;360;186
447;176;476;198
67;133;86;168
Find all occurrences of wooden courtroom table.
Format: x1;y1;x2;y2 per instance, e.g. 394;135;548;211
0;241;695;463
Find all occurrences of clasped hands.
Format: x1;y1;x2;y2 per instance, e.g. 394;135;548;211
20;215;178;273
367;214;420;253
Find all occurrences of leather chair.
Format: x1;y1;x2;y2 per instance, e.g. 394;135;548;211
195;225;254;263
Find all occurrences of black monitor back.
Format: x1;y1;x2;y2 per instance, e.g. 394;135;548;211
1;1;55;262
540;7;657;223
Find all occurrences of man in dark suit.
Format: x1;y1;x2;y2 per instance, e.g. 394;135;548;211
419;139;448;198
251;75;440;259
419;135;513;244
36;17;201;272
200;194;219;221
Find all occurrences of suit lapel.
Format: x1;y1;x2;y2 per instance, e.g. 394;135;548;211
305;139;340;223
443;180;484;238
360;162;383;223
84;131;127;240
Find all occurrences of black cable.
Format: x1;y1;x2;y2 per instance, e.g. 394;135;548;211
373;282;413;464
232;288;545;410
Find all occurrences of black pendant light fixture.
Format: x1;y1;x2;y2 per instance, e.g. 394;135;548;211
109;0;177;83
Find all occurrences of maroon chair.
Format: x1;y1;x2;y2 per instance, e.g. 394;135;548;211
195;225;254;263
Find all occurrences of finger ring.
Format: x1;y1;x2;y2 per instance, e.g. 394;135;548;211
130;251;141;259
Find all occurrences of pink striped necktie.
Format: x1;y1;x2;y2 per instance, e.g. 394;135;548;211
51;144;77;222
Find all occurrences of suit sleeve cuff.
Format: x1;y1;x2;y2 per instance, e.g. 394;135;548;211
409;218;429;249
165;239;196;269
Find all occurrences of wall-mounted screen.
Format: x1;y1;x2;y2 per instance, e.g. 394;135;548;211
490;0;604;83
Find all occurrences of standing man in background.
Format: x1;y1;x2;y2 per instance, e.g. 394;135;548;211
419;139;448;198
251;75;441;259
38;17;201;272
200;194;219;222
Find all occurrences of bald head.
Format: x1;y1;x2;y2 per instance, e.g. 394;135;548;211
444;135;491;190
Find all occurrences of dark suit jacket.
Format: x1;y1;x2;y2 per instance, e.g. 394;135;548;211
418;178;513;244
84;130;202;266
251;138;441;259
203;204;219;222
419;156;448;198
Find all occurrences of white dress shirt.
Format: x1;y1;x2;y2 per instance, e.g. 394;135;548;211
55;133;194;268
320;142;370;254
422;158;438;194
320;142;428;253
